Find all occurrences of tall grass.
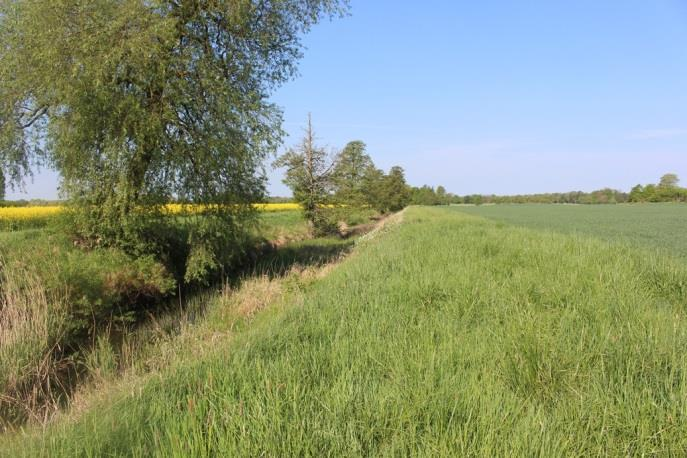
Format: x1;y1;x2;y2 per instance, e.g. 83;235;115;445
0;259;71;427
4;207;687;456
0;210;353;431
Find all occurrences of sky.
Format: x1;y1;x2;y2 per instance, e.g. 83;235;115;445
7;0;687;199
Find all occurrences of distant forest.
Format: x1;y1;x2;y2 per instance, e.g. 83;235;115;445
409;173;687;206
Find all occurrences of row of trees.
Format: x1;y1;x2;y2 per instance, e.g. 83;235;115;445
414;174;684;206
454;188;630;205
274;116;410;234
409;185;452;206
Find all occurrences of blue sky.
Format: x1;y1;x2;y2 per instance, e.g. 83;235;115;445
8;0;687;199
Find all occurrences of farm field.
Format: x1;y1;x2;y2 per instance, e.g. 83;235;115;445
4;205;687;456
454;203;687;260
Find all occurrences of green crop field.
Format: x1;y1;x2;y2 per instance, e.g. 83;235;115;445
5;205;687;456
454;203;687;260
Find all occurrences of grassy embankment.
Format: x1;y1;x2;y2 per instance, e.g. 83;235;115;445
4;205;687;456
0;208;375;428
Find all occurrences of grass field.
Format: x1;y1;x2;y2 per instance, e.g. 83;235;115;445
454;203;687;260
4;205;687;456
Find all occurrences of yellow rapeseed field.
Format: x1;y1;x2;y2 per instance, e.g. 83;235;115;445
0;206;63;221
164;203;300;214
0;203;300;225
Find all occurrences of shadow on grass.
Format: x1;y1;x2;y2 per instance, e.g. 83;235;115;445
241;237;355;282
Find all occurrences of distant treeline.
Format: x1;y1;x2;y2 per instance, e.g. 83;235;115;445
408;173;686;206
0;199;63;207
628;174;687;203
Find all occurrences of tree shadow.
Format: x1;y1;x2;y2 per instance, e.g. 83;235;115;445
241;237;355;282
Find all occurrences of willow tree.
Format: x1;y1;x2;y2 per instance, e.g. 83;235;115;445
0;0;347;277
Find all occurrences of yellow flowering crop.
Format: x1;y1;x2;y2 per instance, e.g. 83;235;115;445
252;203;301;212
0;206;64;221
0;203;300;226
164;203;300;214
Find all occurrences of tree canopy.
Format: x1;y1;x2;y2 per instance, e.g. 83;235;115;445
332;140;373;205
0;0;347;247
659;173;680;188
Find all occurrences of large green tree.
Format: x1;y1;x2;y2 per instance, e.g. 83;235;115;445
332;140;373;206
0;0;347;257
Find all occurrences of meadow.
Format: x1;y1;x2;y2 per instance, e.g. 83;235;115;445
4;205;687;456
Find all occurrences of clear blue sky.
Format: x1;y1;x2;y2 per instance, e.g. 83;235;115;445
8;0;687;199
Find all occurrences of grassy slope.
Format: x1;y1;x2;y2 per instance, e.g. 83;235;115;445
5;206;687;456
454;203;687;260
0;211;310;429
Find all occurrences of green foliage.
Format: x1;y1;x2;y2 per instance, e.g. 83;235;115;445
7;207;687;455
410;184;447;205
362;166;411;213
0;0;347;251
660;173;680;188
458;188;630;205
381;166;411;212
629;184;644;202
456;173;687;205
182;214;255;285
0;168;4;201
275;125;414;222
359;166;385;211
629;174;686;203
332;141;373;206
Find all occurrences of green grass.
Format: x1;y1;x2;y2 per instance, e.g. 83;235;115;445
453;203;687;260
5;206;687;456
253;209;309;240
